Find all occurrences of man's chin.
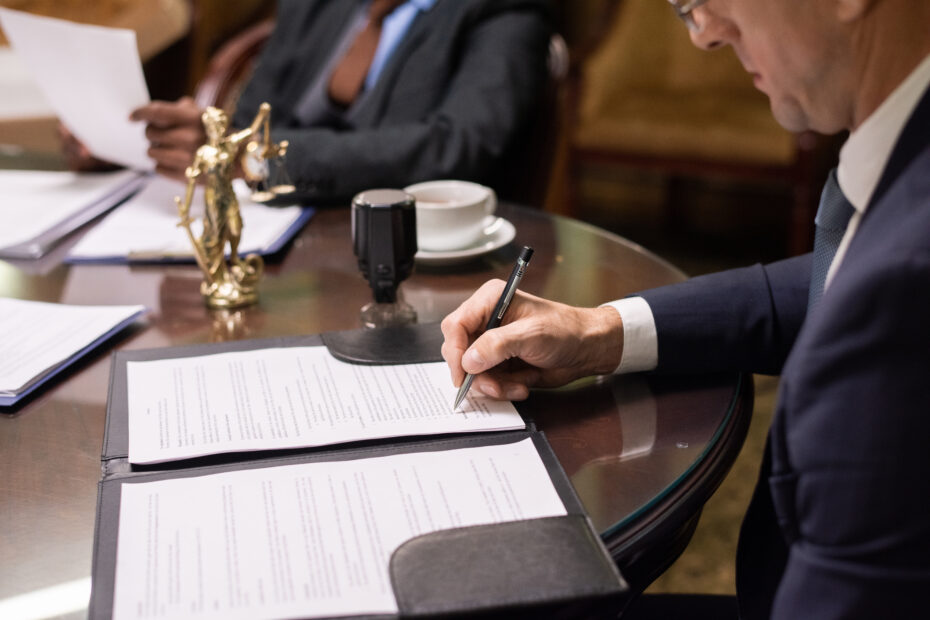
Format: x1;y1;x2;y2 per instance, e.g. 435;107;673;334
769;101;812;134
769;99;846;135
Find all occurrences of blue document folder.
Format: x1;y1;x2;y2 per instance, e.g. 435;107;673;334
0;302;146;407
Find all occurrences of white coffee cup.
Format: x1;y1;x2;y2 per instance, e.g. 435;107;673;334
404;180;497;251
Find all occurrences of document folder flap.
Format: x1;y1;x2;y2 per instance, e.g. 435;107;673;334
320;322;444;365
390;515;628;618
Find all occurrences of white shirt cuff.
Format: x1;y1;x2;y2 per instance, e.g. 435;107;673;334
600;297;658;374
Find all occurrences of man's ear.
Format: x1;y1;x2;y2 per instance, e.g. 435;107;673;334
835;0;875;22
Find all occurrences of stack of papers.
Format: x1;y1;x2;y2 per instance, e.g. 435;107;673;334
0;169;145;259
0;298;145;406
66;176;313;263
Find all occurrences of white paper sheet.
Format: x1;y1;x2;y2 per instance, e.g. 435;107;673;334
113;438;565;620
0;8;152;170
66;176;306;261
127;346;525;464
0;169;143;250
0;298;145;397
0;47;55;120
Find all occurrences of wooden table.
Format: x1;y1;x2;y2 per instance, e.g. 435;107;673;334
0;203;751;617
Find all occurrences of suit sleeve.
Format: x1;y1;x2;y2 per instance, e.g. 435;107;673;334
246;4;550;204
768;253;930;618
637;254;811;375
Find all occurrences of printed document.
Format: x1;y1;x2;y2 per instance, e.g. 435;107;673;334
66;176;306;262
0;8;152;170
0;298;145;404
0;169;144;256
127;346;524;464
113;438;566;619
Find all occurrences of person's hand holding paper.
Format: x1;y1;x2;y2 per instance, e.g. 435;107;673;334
129;97;206;181
0;8;153;171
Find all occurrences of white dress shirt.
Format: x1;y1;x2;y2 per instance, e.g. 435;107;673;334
604;52;930;375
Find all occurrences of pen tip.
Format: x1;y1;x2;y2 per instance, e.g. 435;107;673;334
453;374;474;413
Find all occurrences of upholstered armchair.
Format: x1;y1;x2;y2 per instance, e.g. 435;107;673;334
562;0;839;254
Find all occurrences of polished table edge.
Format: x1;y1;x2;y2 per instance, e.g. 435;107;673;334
604;372;754;592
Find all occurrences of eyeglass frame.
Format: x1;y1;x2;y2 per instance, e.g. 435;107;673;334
667;0;710;32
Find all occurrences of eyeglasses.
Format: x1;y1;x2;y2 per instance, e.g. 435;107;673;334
667;0;710;32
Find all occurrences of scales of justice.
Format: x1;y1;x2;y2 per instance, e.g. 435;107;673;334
174;102;294;309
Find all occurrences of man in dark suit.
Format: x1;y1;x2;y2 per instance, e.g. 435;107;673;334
122;0;551;204
441;0;930;617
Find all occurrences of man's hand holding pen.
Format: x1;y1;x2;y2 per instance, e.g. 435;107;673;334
441;279;624;404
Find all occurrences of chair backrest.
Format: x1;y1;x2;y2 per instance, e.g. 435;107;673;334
193;17;274;113
493;32;571;208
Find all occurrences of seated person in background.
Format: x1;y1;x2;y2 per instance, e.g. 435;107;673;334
64;0;552;205
442;0;930;618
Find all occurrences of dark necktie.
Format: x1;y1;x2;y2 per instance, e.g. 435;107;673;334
328;0;406;106
808;168;855;310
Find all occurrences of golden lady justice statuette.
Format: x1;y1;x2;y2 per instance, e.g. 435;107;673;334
175;102;294;309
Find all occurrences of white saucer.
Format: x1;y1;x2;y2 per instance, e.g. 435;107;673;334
415;217;516;267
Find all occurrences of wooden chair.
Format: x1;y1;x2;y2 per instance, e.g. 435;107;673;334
561;0;839;254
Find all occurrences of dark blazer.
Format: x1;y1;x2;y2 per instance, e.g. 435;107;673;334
639;84;930;618
233;0;551;204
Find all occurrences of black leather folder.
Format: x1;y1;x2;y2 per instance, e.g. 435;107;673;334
90;323;628;619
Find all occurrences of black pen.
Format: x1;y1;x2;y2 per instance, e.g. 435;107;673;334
452;246;534;411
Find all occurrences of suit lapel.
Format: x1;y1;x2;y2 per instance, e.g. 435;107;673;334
345;3;437;126
282;0;369;116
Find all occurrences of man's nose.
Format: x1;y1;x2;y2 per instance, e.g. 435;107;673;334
688;7;732;50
